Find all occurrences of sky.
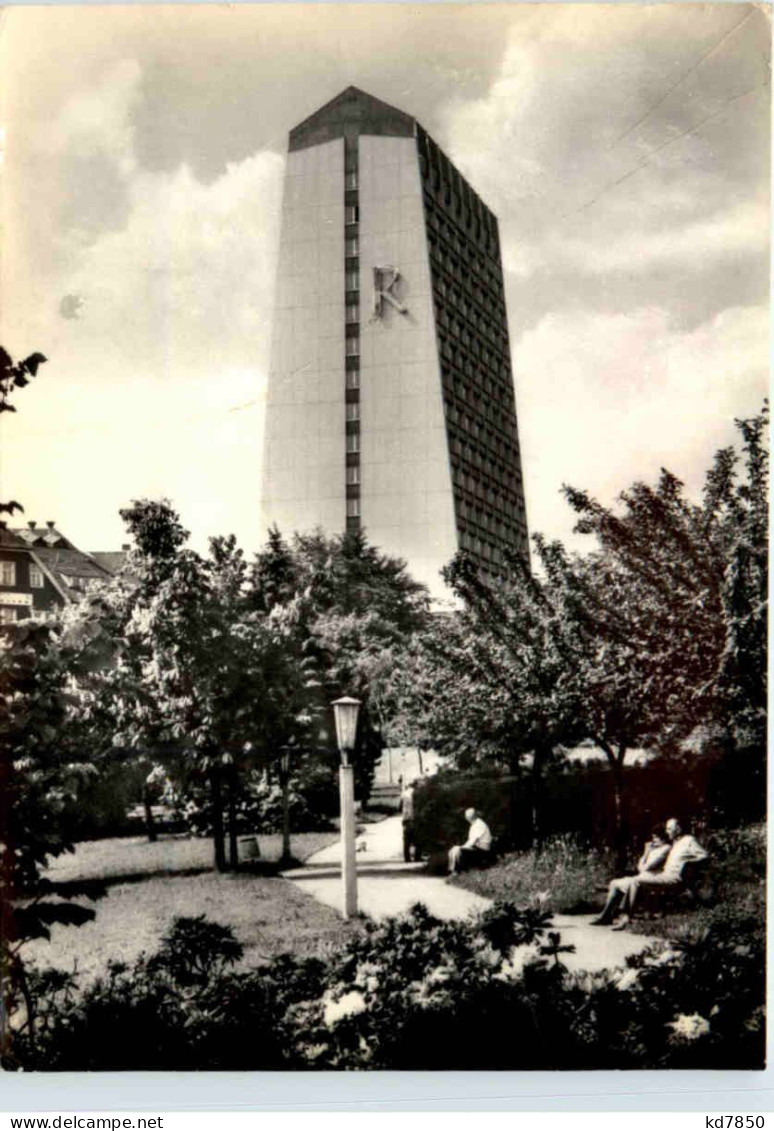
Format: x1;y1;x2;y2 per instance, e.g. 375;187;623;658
0;2;769;560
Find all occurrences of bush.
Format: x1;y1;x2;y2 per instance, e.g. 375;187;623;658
10;902;764;1071
412;771;530;858
452;834;613;914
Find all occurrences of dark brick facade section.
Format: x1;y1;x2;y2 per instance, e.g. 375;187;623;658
289;86;415;153
0;545;62;619
416;125;529;576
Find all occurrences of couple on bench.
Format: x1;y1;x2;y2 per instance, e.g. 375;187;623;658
592;817;708;930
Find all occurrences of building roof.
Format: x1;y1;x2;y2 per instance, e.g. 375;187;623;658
12;523;77;550
289;86;416;152
89;550;130;576
0;525;30;549
30;547;113;603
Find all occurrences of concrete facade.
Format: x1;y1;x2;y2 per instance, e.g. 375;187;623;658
261;87;528;597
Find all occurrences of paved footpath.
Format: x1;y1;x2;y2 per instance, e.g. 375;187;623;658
282;816;656;974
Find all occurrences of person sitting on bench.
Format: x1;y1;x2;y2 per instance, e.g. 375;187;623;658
591;818;708;930
448;808;493;874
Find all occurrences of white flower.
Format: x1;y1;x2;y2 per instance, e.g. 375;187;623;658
323;990;367;1027
647;947;684;968
614;968;640;992
668;1013;711;1042
354;962;382;995
495;943;542;983
426;964;454;986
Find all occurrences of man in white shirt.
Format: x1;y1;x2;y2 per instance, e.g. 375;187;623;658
592;818;708;929
448;808;493;874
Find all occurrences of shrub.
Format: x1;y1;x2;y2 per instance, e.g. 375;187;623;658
10;903;764;1071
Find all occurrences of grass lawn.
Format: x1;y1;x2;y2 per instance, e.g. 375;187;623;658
28;829;358;986
453;823;765;946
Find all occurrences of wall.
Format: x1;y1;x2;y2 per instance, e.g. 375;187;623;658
358;134;457;596
261;138;346;537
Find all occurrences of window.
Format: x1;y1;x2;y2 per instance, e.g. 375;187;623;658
346;271;358;291
346;370;360;390
0;561;16;587
346;402;360;422
346;336;359;357
346;433;360;454
346;237;359;257
0;606;16;624
345;205;359;225
346;465;360;486
346;171;358;190
346;498;361;518
29;565;44;589
345;303;359;324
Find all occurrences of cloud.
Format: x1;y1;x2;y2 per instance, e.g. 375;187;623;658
60;149;284;377
504;200;768;280
36;58;141;177
514;304;769;548
443;6;769;300
2;56;283;555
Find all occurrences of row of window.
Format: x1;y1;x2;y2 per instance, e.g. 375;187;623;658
439;331;504;377
425;204;499;271
456;497;520;540
458;530;515;565
428;234;502;301
447;414;519;470
1;561;43;587
434;277;506;337
344;140;362;531
436;299;507;355
444;394;517;447
452;460;524;512
416;127;498;253
441;356;513;414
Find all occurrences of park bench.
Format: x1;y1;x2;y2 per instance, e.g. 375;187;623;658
639;858;715;915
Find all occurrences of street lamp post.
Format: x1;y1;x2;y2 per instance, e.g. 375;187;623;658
332;696;361;919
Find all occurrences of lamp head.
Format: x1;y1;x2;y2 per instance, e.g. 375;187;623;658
332;696;361;761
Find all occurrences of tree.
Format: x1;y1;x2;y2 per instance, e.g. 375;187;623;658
382;406;768;859
0;617;106;1065
250;526;431;806
562;405;768;756
380;549;584;847
0;347;46;518
0;345;106;1065
75;502;313;872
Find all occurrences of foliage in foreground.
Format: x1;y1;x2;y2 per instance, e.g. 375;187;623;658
7;904;764;1071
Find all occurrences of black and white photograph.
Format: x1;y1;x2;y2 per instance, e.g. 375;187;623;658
0;2;768;1075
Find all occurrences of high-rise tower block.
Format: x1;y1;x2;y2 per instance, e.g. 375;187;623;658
261;87;528;595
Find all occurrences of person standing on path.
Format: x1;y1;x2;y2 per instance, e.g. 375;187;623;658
448;808;493;873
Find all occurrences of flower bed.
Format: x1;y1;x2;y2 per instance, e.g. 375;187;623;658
7;903;764;1071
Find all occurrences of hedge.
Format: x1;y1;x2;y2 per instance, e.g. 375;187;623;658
413;745;766;858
